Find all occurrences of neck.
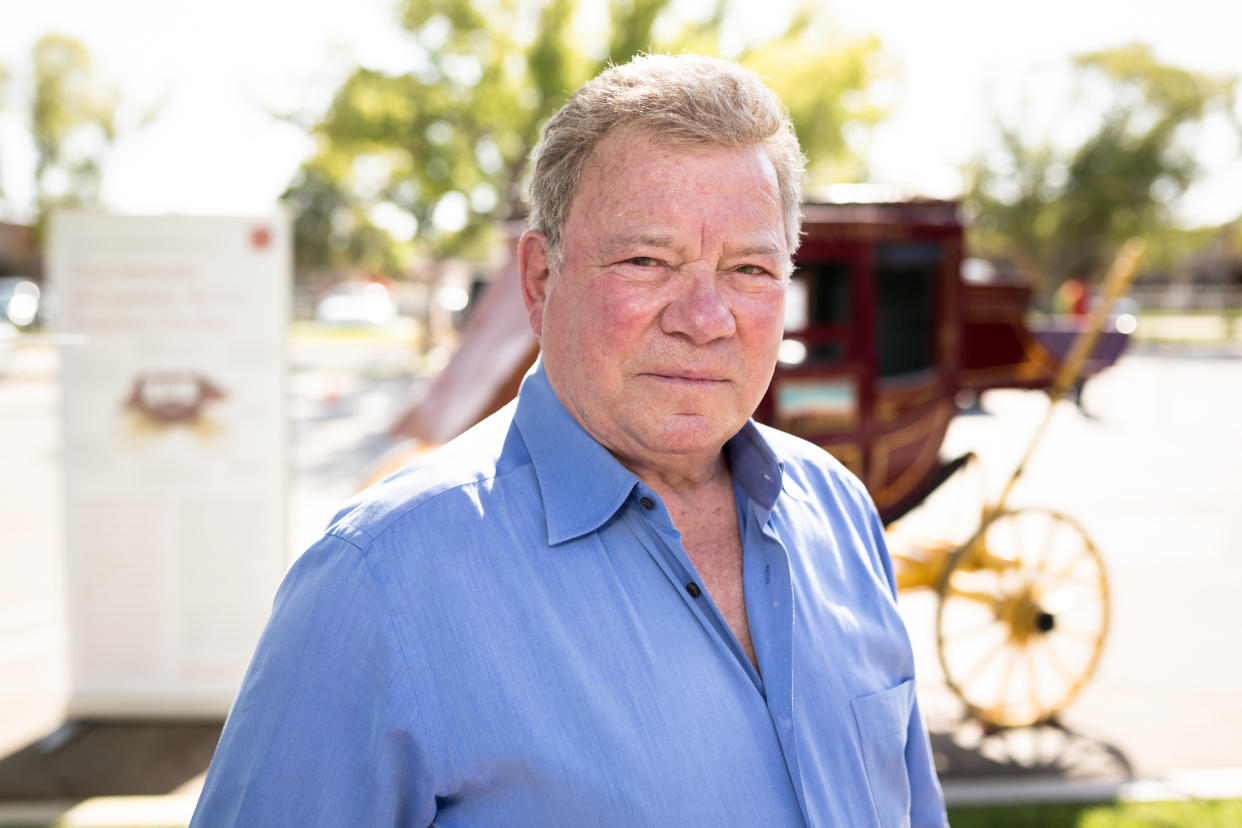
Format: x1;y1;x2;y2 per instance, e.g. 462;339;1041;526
614;447;732;503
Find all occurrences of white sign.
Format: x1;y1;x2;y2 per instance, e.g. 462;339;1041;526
49;212;289;718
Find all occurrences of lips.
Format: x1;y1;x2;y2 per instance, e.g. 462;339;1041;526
642;370;729;385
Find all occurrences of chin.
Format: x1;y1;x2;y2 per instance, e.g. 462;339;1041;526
645;418;738;455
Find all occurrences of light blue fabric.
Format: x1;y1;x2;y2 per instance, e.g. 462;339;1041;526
191;361;947;827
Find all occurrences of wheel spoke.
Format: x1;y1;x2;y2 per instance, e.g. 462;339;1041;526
942;618;1004;644
959;634;1013;689
1036;634;1078;684
1038;586;1105;616
1052;627;1107;646
1045;572;1107;594
1035;516;1059;576
1025;646;1042;719
998;645;1020;703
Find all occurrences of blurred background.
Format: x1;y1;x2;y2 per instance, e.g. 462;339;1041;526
1;0;1240;826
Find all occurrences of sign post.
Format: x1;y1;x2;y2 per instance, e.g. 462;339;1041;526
48;212;289;717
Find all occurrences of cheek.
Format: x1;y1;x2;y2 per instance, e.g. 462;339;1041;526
578;285;657;351
738;293;786;344
542;289;647;391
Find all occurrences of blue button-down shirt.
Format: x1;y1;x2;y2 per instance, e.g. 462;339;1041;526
192;361;947;827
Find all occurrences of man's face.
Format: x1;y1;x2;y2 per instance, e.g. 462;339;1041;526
521;128;788;473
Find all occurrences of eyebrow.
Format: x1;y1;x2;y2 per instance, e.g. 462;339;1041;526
726;243;784;260
601;232;677;253
602;234;783;260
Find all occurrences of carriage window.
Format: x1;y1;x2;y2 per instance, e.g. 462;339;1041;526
787;262;850;332
785;261;851;365
805;341;845;363
875;243;939;378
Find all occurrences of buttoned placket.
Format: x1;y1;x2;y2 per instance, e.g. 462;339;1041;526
618;481;810;823
620;485;766;696
741;494;810;825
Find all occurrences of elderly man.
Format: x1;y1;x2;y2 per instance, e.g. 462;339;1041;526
191;54;947;827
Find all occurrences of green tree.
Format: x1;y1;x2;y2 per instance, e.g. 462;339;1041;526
30;33;120;218
738;9;888;189
966;43;1239;294
282;0;890;280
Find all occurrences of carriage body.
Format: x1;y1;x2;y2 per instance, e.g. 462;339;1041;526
755;200;1076;525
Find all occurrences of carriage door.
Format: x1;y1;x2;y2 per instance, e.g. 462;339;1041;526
763;245;868;479
867;241;953;513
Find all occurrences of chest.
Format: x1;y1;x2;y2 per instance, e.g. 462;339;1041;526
674;497;743;583
668;492;752;655
414;524;805;826
388;481;921;826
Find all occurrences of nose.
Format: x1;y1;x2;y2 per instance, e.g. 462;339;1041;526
659;268;737;344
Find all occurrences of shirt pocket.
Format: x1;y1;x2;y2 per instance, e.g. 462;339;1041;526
850;678;914;828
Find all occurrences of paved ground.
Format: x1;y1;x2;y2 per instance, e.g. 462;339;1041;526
0;333;1239;824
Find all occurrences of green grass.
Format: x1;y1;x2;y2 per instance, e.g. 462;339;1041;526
948;798;1242;827
288;319;418;343
1134;308;1238;318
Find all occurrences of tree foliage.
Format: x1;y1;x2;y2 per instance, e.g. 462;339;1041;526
30;33;120;216
283;0;891;279
738;11;888;188
966;43;1239;292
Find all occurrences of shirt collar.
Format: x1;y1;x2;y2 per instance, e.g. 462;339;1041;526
514;360;641;545
725;420;784;511
514;359;785;545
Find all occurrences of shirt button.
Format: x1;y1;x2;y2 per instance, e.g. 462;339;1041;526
639;496;655;510
685;582;702;597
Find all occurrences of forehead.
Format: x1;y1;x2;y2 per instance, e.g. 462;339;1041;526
567;128;784;238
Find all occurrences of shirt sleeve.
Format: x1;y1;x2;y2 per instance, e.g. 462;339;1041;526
189;531;437;827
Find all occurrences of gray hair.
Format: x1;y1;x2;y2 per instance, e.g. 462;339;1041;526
526;53;806;272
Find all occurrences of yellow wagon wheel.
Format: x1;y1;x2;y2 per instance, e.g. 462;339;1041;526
935;508;1109;728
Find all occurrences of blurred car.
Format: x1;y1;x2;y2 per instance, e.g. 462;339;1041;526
0;277;41;328
314;281;399;325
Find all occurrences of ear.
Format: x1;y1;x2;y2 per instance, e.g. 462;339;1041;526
518;229;552;337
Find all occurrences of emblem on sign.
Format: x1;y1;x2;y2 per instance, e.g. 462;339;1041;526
122;371;228;437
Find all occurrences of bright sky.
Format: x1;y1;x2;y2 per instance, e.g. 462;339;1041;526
2;0;1240;227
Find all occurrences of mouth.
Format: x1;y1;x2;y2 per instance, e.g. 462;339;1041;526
642;371;729;386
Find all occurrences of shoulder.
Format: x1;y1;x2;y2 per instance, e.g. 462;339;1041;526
274;401;549;647
324;402;536;552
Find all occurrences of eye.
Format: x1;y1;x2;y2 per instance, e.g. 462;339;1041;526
735;264;773;277
625;256;661;267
